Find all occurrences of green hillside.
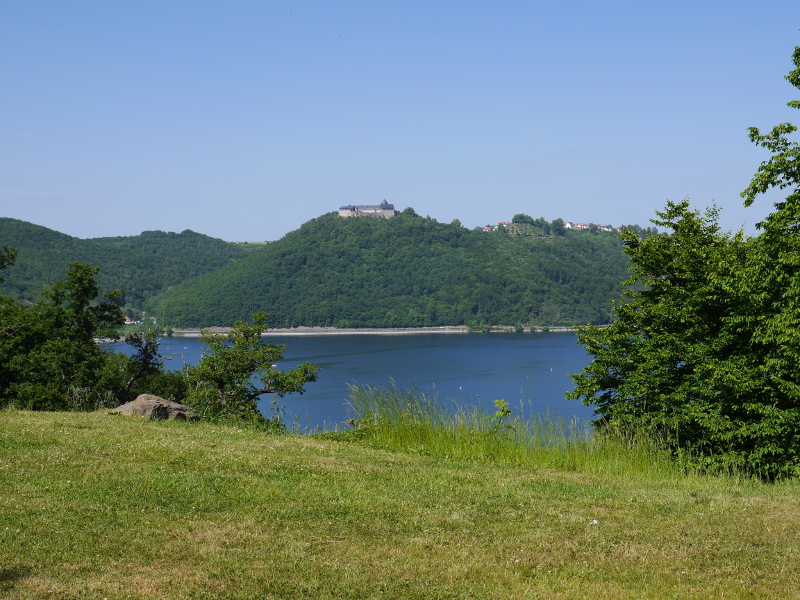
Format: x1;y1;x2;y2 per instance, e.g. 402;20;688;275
145;210;632;328
3;409;798;599
0;218;249;309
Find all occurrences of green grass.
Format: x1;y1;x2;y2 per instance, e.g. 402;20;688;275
2;405;800;599
346;383;691;478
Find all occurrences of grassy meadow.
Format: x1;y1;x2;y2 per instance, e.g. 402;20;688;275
2;400;800;599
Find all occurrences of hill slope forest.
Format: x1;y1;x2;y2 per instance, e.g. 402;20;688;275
0;218;250;310
0;211;637;328
144;210;632;328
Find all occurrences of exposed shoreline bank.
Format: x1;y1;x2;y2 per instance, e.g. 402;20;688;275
169;325;579;337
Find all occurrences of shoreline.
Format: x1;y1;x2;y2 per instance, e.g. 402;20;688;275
169;325;579;337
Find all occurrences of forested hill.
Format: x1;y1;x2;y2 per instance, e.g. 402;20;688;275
144;210;632;329
0;218;249;308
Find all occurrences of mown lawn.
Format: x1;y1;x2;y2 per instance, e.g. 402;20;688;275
1;408;799;599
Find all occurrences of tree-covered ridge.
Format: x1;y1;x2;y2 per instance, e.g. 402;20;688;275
0;218;250;311
145;210;631;328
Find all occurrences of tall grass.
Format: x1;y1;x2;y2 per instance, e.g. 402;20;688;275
347;383;699;479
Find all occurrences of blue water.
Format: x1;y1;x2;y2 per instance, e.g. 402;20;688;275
105;331;595;429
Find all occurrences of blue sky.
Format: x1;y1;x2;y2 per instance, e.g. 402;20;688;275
2;1;799;241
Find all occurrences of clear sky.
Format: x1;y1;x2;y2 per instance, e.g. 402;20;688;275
2;1;799;241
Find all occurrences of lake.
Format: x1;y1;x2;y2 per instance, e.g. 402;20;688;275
106;331;596;429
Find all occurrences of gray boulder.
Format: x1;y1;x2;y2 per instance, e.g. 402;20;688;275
111;394;199;421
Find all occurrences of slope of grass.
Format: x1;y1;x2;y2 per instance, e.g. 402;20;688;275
2;408;800;599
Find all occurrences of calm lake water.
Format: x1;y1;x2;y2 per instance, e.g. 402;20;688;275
106;332;595;429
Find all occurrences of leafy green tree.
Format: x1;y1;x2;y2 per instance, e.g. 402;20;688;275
1;263;125;409
512;213;534;225
623;223;659;238
37;263;124;343
0;258;186;410
533;217;551;234
568;202;756;460
569;45;800;478
570;201;800;478
119;331;166;395
98;331;189;405
185;313;319;423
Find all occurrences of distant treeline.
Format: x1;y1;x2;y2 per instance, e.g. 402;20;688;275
0;218;252;311
0;211;647;329
145;209;636;328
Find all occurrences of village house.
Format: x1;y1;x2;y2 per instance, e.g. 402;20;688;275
482;221;513;232
491;219;622;233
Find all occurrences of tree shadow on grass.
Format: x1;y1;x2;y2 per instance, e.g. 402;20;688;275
0;566;32;590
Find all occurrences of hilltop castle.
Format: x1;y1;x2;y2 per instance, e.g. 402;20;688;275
338;199;398;219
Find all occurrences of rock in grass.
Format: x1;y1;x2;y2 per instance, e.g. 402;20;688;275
111;394;199;421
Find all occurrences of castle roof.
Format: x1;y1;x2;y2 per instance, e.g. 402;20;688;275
339;200;395;211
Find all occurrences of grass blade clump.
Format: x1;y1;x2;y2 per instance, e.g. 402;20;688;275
347;383;700;480
347;382;530;463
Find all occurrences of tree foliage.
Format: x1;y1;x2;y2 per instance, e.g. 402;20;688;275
569;45;800;478
0;257;316;423
0;262;126;409
0;260;184;410
147;211;632;328
0;219;249;310
512;213;534;225
185;313;319;423
0;246;16;282
1;214;653;331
